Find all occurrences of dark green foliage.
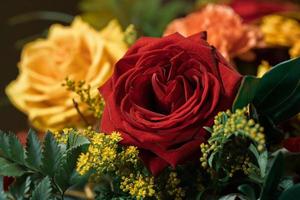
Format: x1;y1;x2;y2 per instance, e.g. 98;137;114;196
232;76;260;111
233;57;300;125
41;132;62;177
30;177;52;200
25;129;42;171
9;177;31;199
260;152;284;200
79;0;194;36
0;129;89;199
279;184;300;200
9;133;25;165
0;157;25;177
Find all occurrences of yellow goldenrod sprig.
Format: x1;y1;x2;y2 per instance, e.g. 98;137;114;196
62;77;105;119
165;172;186;200
76;131;123;175
120;173;156;200
72;127;157;199
200;107;266;177
52;128;75;144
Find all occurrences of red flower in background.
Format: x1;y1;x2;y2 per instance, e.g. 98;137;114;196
164;4;260;61
230;0;299;22
99;33;242;175
283;137;300;153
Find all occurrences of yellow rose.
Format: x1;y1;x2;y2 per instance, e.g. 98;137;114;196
6;17;127;131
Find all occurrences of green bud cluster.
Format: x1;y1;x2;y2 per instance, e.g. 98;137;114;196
200;107;266;177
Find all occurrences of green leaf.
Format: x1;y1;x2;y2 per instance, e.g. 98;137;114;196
208;152;216;168
219;194;248;200
41;132;62;177
8;133;25;165
260;152;284;200
279;184;300;200
258;151;268;178
203;126;213;133
238;184;256;200
0;132;26;165
0;192;7;200
279;177;294;191
25;129;42;171
30;177;52;200
66;132;90;150
0;157;25;177
0;131;10;158
9;176;31;199
233;76;260;111
54;147;82;192
249;144;259;160
233;58;300;124
254;58;300;123
250;144;268;178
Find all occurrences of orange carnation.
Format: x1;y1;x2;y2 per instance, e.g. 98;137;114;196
164;4;260;60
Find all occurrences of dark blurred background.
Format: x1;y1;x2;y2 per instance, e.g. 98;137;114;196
0;0;79;131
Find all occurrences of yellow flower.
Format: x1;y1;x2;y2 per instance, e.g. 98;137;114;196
257;60;271;78
6;17;127;131
290;40;300;58
77;152;92;175
260;15;300;46
120;174;156;200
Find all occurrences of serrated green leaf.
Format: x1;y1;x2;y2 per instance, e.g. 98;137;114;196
54;147;82;192
25;129;42;171
0;131;25;165
41;132;62;177
232;76;260;111
279;183;300;200
0;157;25;177
8;133;25;165
30;177;52;200
0;131;10;158
260;152;284;200
9;176;31;199
67;132;90;150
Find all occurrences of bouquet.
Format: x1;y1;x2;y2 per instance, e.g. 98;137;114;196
1;0;300;199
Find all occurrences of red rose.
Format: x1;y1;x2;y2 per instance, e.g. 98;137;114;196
100;33;242;175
